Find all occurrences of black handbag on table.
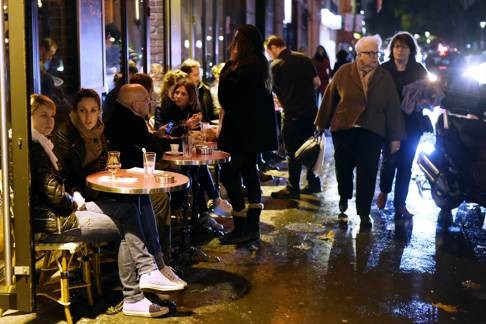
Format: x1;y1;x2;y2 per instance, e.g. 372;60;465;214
294;133;321;169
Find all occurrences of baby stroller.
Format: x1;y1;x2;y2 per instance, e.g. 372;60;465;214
417;76;486;212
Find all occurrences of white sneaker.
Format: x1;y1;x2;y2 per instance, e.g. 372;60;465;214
213;198;233;217
160;266;187;287
122;297;169;317
139;269;184;292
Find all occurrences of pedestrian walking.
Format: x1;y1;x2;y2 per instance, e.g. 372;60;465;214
266;35;322;199
312;45;331;105
315;35;406;228
376;31;429;217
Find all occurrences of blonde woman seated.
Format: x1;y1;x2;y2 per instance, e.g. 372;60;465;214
30;93;177;318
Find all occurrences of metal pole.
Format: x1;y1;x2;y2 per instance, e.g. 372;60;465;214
0;1;13;286
121;0;129;84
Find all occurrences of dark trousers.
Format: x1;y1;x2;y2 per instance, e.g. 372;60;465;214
220;151;260;212
379;132;421;208
282;115;320;192
332;128;384;217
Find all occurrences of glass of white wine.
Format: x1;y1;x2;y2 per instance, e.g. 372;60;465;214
106;151;121;179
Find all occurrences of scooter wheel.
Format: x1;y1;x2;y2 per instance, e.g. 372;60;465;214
431;187;462;211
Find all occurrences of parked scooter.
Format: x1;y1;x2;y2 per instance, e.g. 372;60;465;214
418;78;486;212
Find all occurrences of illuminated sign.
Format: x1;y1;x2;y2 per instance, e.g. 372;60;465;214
321;9;342;30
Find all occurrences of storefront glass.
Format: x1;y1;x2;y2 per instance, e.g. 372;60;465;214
104;0;122;91
37;0;77;120
127;0;147;74
177;0;226;82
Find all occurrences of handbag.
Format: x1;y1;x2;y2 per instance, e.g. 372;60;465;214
295;133;321;169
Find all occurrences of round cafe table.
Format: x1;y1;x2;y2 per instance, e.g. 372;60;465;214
86;169;190;194
162;149;230;166
162;149;231;245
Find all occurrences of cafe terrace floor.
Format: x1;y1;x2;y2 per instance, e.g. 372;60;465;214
3;135;486;323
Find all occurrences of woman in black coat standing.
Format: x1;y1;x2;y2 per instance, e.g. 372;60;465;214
218;24;278;245
376;32;428;217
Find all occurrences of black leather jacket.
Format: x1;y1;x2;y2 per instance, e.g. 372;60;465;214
52;119;108;200
30;141;78;235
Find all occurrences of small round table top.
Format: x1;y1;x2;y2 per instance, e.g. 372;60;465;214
163;149;231;166
86;169;190;195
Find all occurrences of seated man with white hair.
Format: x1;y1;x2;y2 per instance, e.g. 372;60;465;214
315;35;406;228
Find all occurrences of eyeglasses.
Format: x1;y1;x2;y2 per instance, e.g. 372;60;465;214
359;51;380;58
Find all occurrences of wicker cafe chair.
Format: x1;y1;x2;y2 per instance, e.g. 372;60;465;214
35;241;94;324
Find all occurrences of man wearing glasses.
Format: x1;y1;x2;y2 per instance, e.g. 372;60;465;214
315;35;405;228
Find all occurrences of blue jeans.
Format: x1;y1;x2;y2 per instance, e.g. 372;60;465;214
136;195;166;267
44;196;158;303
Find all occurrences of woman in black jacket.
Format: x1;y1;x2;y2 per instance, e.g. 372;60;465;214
52;88;186;287
376;32;429;217
30;94;172;317
218;24;278;244
156;80;232;217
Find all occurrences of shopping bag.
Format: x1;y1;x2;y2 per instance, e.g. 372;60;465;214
312;133;326;176
295;134;321;169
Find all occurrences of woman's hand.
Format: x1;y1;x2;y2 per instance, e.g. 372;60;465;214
186;114;201;130
72;191;86;211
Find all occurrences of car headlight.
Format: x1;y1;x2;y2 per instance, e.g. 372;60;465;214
463;63;486;84
428;72;439;82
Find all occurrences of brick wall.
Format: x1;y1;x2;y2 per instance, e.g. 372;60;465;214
149;0;165;67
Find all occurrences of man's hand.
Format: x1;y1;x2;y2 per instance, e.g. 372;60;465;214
389;141;401;154
72;191;86;211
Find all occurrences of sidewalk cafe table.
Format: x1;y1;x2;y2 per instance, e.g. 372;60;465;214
162;149;231;244
86;169;190;194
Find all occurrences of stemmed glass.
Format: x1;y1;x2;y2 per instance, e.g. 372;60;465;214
106;151;121;179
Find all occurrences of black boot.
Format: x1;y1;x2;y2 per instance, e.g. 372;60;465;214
219;212;247;245
244;207;262;243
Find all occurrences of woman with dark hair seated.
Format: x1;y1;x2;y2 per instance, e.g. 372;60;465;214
157;79;232;219
52;88;186;285
30;93;179;317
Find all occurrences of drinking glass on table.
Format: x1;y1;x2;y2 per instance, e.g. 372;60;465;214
106;151;121;179
182;135;191;157
143;151;156;177
201;122;210;142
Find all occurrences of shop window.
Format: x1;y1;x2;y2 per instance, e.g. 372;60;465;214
104;0;147;91
177;0;226;82
104;0;122;91
37;0;77;122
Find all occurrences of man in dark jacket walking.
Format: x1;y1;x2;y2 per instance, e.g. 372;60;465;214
266;35;322;199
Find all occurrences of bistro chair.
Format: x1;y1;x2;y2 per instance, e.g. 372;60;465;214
35;241;94;324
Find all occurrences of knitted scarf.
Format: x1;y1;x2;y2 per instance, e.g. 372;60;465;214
31;127;59;171
69;111;105;167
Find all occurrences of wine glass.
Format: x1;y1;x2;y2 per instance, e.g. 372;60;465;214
106;151;121;179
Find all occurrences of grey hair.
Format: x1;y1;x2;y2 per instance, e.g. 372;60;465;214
355;35;382;53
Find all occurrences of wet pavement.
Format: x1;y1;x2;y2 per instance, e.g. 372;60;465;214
3;137;486;323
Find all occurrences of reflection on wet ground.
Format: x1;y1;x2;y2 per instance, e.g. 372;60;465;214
4;136;486;323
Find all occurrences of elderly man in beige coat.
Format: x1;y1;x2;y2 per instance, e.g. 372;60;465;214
315;35;406;228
